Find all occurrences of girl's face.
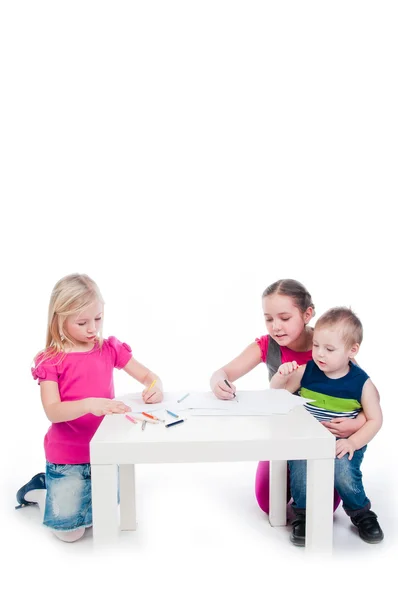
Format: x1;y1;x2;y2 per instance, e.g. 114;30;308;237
263;294;311;347
64;301;103;347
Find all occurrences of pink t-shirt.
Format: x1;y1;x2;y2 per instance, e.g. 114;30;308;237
31;336;132;464
255;335;312;367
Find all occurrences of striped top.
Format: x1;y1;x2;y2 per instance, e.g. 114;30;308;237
300;360;369;422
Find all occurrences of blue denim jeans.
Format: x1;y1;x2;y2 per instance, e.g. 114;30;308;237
43;462;93;532
288;445;371;517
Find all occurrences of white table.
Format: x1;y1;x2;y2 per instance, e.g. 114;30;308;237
90;396;336;553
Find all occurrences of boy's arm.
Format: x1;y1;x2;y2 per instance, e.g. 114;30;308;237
336;379;382;459
270;363;305;393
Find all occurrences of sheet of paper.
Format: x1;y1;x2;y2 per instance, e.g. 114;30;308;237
116;391;189;414
116;389;306;416
181;389;306;415
182;392;239;410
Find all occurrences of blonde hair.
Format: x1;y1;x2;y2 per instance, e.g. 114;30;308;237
36;273;105;364
315;307;363;347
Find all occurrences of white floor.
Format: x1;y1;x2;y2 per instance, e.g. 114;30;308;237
4;458;395;600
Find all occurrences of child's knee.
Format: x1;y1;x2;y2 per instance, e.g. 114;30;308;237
52;527;86;543
44;463;92;531
334;455;361;490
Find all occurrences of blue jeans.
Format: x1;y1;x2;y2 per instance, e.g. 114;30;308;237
288;445;371;517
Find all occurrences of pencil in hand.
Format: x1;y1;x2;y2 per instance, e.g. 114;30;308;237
143;379;158;402
224;379;236;399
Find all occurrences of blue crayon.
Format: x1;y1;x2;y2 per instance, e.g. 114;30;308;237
165;419;185;428
166;409;179;419
177;393;189;403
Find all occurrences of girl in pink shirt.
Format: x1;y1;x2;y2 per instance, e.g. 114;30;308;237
16;273;163;543
210;279;366;516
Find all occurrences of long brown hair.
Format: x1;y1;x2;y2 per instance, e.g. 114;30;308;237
262;278;315;315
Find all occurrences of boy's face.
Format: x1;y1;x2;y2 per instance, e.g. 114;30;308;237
312;326;358;377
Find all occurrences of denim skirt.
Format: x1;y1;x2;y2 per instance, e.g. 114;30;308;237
43;461;93;532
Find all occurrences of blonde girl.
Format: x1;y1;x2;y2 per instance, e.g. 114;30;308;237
16;273;163;542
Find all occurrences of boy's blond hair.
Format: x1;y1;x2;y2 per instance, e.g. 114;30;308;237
315;307;363;347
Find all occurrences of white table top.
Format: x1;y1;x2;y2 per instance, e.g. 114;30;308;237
90;392;335;465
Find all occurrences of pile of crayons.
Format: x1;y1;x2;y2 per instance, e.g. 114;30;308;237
125;390;189;430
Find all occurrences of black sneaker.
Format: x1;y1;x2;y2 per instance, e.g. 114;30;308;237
351;510;384;544
290;513;306;547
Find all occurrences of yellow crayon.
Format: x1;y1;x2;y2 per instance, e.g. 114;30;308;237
147;379;157;392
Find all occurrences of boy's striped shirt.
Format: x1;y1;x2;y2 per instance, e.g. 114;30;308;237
299;360;368;423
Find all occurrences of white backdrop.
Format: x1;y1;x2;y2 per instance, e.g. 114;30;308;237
1;1;396;597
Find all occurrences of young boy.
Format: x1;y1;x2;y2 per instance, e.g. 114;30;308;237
271;307;384;546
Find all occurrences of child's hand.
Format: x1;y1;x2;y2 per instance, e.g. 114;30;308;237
142;385;163;404
336;438;357;460
277;361;299;377
322;417;363;437
212;380;236;400
87;398;132;417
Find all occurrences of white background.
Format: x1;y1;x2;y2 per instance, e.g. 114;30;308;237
1;1;396;598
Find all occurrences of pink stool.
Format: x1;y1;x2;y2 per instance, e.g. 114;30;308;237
255;460;341;514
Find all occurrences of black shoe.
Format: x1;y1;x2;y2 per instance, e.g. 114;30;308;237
351;510;384;544
15;472;46;509
290;513;306;547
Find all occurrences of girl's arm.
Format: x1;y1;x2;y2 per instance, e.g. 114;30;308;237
210;342;262;399
348;379;382;447
270;363;305;393
336;379;382;459
40;381;131;423
321;411;367;436
123;357;163;404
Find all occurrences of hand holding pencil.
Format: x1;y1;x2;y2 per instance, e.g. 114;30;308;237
212;378;237;400
142;378;163;404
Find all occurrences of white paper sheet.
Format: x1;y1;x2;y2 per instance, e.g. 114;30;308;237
116;389;306;416
117;391;189;414
181;389;306;415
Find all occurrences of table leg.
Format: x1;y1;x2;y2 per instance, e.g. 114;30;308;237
91;464;119;542
120;464;137;531
305;458;334;553
269;460;287;526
